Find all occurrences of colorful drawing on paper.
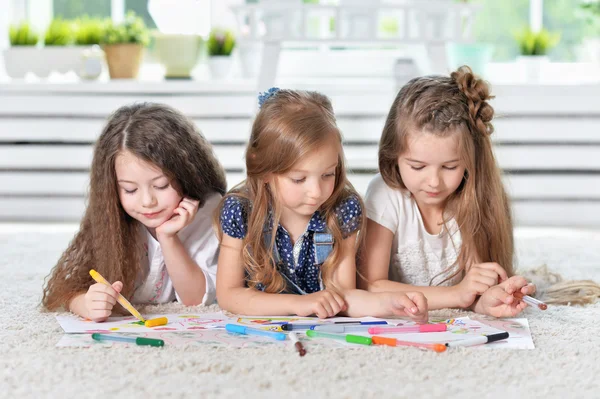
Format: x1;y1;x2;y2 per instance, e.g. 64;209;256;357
55;312;232;334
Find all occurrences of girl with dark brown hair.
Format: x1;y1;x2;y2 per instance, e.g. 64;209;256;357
216;88;428;320
360;66;537;317
42;103;227;321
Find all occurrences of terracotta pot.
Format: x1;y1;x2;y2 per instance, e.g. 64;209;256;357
103;43;144;79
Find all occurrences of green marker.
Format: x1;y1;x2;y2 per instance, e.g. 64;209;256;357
306;329;372;346
91;333;164;347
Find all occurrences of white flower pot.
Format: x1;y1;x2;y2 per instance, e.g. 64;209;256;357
517;55;549;83
3;46;95;78
3;47;39;78
208;56;233;79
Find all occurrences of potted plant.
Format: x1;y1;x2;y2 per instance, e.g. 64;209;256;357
207;28;236;79
102;11;149;79
3;22;39;78
39;18;80;77
514;27;560;83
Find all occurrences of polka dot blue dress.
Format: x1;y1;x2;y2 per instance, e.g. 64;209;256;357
220;195;362;294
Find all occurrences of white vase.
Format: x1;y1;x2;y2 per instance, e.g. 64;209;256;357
517;55;549;84
208;56;233;79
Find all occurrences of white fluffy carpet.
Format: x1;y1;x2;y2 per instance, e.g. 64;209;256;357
1;224;599;398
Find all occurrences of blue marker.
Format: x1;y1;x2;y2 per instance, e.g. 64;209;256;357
282;320;387;331
225;324;286;341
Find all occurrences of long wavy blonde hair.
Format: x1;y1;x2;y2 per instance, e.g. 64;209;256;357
216;89;365;293
42;103;227;310
378;66;513;282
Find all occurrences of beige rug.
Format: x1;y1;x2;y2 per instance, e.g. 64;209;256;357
1;225;599;398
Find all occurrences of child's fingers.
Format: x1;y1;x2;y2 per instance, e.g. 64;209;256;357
504;276;528;294
478;262;508;282
112;281;123;293
391;294;419;315
407;292;428;314
181;197;199;207
89;310;111;321
470;281;491;295
91;292;117;306
314;304;329;319
491;287;514;305
330;291;346;313
91;301;114;311
521;283;536;295
93;283;120;301
476;269;503;284
323;300;336;318
473;275;497;289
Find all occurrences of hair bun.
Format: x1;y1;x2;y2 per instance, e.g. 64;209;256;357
451;66;494;134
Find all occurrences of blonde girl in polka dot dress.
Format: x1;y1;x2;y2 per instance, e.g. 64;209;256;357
215;88;428;320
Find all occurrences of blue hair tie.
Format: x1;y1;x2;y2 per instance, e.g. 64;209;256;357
258;87;280;108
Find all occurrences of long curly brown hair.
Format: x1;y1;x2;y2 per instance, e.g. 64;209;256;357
378;66;514;283
42;103;227;310
216;89;365;293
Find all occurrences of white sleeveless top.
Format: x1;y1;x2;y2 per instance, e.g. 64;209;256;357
365;174;463;287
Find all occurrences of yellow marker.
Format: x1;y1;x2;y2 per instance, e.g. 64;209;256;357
145;317;168;328
89;269;145;322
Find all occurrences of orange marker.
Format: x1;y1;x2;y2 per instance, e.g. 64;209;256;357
145;317;168;327
372;336;446;353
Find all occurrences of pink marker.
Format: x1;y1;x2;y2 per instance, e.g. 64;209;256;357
368;323;447;335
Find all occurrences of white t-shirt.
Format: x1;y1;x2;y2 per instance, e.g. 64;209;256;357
365;174;463;287
131;192;221;305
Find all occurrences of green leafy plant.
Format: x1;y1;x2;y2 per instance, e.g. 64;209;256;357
9;22;39;46
74;16;106;45
207;28;235;56
44;18;75;46
514;27;560;56
102;11;149;46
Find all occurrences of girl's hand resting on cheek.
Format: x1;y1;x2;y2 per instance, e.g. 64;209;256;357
83;281;123;322
294;290;347;319
474;275;536;317
156;198;199;240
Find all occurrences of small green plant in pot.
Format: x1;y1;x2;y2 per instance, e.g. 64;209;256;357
74;17;106;45
514;27;560;83
207;28;236;79
9;22;39;46
514;27;560;57
5;22;40;78
44;18;75;46
102;11;150;79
